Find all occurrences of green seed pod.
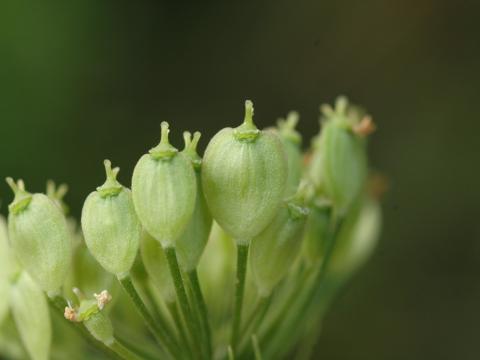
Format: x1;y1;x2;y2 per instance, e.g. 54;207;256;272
318;96;371;215
198;222;235;324
6;178;72;295
84;311;114;345
330;197;382;277
301;201;332;267
10;271;51;360
132;122;197;248
140;231;175;303
0;216;11;325
81;160;141;278
275;111;303;196
202;100;288;244
250;199;309;297
64;289;114;345
176;131;213;272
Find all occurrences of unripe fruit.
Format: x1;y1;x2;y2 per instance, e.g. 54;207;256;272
176;131;213;272
330;197;382;276
275;111;303;197
250;199;309;297
0;216;11;324
81;160;141;278
10;271;51;360
202;100;288;244
132;122;197;248
318;97;371;215
140;231;175;303
6;178;72;295
84;311;114;345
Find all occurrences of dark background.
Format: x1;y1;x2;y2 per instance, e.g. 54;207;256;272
0;0;478;359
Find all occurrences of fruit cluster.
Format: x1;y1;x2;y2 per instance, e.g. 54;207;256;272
0;97;382;360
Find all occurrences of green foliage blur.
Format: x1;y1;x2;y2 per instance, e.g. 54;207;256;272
0;1;478;359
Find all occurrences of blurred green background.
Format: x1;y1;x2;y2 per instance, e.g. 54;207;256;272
0;0;478;359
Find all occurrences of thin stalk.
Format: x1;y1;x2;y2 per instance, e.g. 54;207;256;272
109;339;144;360
115;334;160;360
166;300;193;357
48;295;120;360
188;269;213;358
264;216;343;358
230;243;249;353
164;247;204;357
238;295;272;356
141;283;183;351
251;335;263;360
118;274;180;358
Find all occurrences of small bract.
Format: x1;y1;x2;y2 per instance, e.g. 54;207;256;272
202;100;288;244
81;160;141;278
132;122;197;248
6;178;72;295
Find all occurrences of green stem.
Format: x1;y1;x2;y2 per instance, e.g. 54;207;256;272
109;339;144;360
166;300;193;357
164;247;203;357
118;275;179;358
48;295;120;360
188;270;213;359
238;295;272;356
114;334;160;360
230;243;249;353
264;216;343;358
251;335;263;360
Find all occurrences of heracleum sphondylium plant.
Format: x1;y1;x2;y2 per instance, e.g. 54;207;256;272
0;97;383;360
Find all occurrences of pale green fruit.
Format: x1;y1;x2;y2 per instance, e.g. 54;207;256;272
84;311;114;345
202;101;288;244
10;271;51;360
176;131;213;272
198;222;235;326
6;178;72;295
318;97;369;215
81;160;141;278
250;199;309;297
0;216;11;325
275;111;303;197
330;197;382;276
132;122;197;248
140;231;175;303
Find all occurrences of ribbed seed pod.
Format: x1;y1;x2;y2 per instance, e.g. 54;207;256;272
176;131;213;272
202;100;288;244
81;160;141;278
317;96;372;215
140;231;176;303
6;178;72;295
83;311;114;345
10;271;51;360
64;289;114;345
0;216;11;324
132;122;197;248
250;199;309;297
275;111;303;197
330;197;382;277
